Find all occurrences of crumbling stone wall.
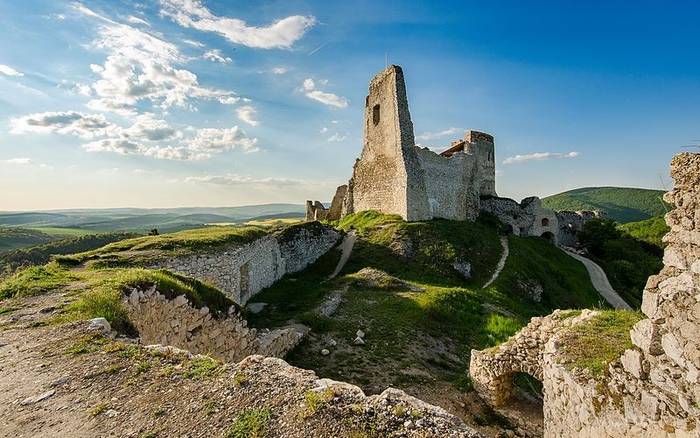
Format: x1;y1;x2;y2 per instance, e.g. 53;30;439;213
152;223;340;305
123;286;307;362
481;196;599;246
470;310;596;408
470;153;700;437
414;146;480;220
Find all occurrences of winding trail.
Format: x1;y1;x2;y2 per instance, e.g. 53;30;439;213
483;236;510;289
329;231;357;279
563;249;632;310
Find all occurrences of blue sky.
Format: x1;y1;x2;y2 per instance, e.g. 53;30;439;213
1;0;698;210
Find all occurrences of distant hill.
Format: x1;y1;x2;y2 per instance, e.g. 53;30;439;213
0;228;55;253
0;204;306;233
542;187;669;223
618;216;670;249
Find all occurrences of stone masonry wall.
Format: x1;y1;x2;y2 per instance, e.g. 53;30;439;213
414;146;480;221
152;223;340;305
471;153;700;437
123;286;307;363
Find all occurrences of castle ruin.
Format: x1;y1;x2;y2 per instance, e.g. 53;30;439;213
306;65;598;245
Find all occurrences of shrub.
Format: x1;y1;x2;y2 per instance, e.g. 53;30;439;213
226;408;271;438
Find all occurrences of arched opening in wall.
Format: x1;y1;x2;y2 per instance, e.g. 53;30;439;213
372;104;380;126
541;218;549;227
500;372;545;432
540;231;555;244
504;224;514;235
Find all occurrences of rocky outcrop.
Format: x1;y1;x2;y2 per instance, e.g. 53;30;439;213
470;153;700;437
124;286;308;362
151;222;340;305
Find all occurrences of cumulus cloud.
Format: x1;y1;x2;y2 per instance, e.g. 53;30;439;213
82;138;142;155
203;49;232;64
159;0;315;49
416;127;463;141
187;126;259;156
301;78;348;108
11;110;256;161
502;151;580;164
9;111;118;138
0;64;23;77
235;105;259;126
72;3;238;114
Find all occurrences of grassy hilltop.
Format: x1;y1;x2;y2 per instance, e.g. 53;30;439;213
542;186;668;223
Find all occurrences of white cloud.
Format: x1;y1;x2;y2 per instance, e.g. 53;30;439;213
271;66;288;75
416;127;463;141
183;39;205;47
159;0;315;49
11;111;256;161
320;126;328;134
184;174;300;186
73;83;93;96
2;158;33;165
9;111;118;139
301;78;348;108
126;15;150;26
235;105;259;126
203;49;232;64
0;64;23;77
328;132;347;142
187;126;259;156
502;151;580;164
82;138;142;155
74;3;238;113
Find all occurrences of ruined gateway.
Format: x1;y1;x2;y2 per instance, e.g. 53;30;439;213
470;153;700;437
307;65;598;245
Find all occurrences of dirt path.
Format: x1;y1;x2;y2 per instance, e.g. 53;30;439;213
482;236;509;289
328;231;356;279
563;250;632;310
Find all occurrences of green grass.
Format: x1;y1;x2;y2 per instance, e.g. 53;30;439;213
182;356;221;379
0;232;137;276
57;225;269;267
0;262;78;299
542;186;669;223
226;408;271;438
29;227;92;237
618;215;669;249
490;235;607;316
559;310;643;378
0;260;237;334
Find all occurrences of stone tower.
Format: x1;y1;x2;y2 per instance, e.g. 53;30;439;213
464;131;497;197
345;65;431;221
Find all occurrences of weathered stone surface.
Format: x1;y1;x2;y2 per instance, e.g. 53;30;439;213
150;222;339;305
470;153;700;437
124;287;308;363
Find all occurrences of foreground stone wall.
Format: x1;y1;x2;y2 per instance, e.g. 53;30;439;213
124;286;307;362
471;153;700;437
152;223;340;305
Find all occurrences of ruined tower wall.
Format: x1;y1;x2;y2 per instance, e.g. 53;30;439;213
414;147;480;220
348;65;430;221
465;131;497;197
